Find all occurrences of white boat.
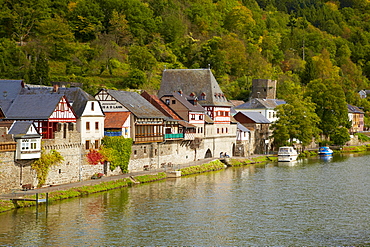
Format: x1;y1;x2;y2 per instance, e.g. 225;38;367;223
278;146;298;162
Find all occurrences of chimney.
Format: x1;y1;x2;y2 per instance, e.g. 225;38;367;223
53;84;59;93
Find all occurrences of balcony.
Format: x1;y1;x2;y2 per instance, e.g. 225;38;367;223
165;133;184;139
104;131;122;137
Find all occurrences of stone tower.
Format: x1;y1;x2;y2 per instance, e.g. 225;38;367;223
251;79;277;99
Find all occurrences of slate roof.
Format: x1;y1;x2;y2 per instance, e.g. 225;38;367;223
0;80;23;100
235;98;286;110
170;93;205;112
237;122;250;132
5;94;66;120
20;85;99;118
237;111;271;124
106;90;166;119
347;104;364;114
158;69;232;107
8;121;40;138
104;112;130;128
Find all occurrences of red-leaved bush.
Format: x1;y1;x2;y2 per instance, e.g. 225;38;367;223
86;149;105;165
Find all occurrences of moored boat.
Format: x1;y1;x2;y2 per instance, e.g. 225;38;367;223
278;146;298;162
318;146;333;156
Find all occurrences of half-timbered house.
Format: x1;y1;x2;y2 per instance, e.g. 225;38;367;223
95;89;166;144
4;94;77;139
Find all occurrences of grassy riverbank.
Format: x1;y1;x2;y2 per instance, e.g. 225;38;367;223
227;155;277;167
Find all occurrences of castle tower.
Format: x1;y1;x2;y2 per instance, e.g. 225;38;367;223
251;79;277;99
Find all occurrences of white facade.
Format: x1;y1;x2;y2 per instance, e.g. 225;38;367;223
77;100;105;149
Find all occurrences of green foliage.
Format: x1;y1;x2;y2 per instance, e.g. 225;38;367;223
305;79;350;136
179;160;225;176
330;127;351;146
31;149;64;188
355;133;370;142
134;172;166;183
101;136;132;173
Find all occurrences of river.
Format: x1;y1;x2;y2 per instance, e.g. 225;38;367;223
0;153;370;246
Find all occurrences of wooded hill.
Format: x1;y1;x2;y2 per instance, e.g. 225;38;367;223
1;0;370;117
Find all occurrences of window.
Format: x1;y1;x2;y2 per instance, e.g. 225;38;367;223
172;100;176;104
226;128;228;133
86;122;90;131
225;112;229;116
91;102;95;111
269;112;272;118
165;99;170;105
134;150;137;155
191;114;195;120
199;115;203;120
95;140;99;149
144;147;147;154
85;140;90;150
217;128;220;134
95;122;99;130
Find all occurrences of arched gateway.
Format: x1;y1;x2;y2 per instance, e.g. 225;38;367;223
204;149;212;158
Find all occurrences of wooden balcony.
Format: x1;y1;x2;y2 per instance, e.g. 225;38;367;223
0;142;16;152
134;133;164;144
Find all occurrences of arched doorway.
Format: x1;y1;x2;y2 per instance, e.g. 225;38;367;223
204;149;212;158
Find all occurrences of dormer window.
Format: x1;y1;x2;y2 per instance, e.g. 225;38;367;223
189;92;195;97
178;90;183;95
200;92;206;100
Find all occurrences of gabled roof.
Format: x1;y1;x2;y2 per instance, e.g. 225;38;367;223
20;85;99;118
158;69;232;107
178;120;196;128
104;112;130;128
106;90;166;119
141;91;181;120
167;93;205;112
5;94;67;120
236;111;271;124
237;122;250;132
235;98;286;110
229;100;245;107
347;104;364;114
8;121;41;138
0;80;23;100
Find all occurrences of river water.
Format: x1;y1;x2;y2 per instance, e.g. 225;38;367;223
0;154;370;246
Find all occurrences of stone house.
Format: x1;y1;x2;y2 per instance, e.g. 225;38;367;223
234;111;271;154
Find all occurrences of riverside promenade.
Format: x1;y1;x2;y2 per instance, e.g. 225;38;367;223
0;157;219;199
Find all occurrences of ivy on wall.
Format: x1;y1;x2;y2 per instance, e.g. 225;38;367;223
100;136;132;173
31;149;64;187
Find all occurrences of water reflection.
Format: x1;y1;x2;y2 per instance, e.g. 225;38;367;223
1;154;370;245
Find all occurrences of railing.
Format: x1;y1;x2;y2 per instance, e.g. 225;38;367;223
104;131;122;137
0;142;17;152
164;133;184;139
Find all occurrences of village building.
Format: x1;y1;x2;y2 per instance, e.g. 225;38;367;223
234;111;271;154
8;121;42;160
347;104;365;134
158;68;237;159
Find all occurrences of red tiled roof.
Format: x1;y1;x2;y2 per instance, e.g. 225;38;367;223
141;91;182;120
104;112;130;128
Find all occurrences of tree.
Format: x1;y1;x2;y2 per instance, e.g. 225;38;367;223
35;15;75;60
305;78;350;137
272;93;320;148
128;45;157;71
330;127;350;146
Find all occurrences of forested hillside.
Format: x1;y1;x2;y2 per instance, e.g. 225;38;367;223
1;0;370;111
